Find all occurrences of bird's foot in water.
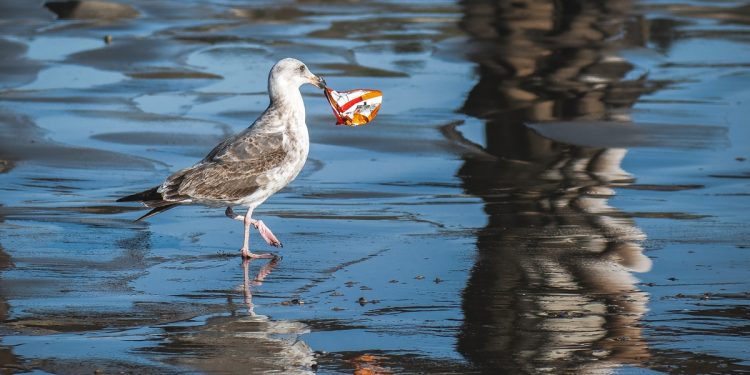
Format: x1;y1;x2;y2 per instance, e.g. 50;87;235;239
240;247;276;259
253;220;282;248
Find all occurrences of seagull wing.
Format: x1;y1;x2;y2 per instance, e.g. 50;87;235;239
159;128;287;203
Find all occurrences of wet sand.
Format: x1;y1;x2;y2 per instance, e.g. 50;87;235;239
0;0;749;374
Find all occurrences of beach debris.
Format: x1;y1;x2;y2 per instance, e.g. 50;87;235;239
282;298;304;305
357;297;380;306
324;87;382;126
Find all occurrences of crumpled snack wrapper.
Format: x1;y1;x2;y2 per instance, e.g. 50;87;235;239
324;87;382;126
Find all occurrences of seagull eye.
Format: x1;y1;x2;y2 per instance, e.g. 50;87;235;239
298;65;305;73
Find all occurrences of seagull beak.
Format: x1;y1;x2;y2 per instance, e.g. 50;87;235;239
309;74;326;89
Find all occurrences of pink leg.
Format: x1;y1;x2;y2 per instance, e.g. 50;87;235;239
225;207;283;248
227;207;276;259
254;220;282;248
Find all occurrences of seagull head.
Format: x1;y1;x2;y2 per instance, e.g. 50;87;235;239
269;58;326;92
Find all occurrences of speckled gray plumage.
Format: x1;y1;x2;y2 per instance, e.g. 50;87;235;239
158;102;309;207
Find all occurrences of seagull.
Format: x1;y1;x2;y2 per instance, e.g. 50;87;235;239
117;58;325;259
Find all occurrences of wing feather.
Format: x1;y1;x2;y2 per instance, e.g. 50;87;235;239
159;112;289;203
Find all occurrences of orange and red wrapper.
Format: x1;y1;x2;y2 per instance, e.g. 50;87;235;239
324;87;382;126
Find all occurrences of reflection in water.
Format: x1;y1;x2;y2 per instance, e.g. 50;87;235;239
0;243;23;373
352;354;393;375
147;257;315;374
242;256;280;316
0;170;23;372
456;0;653;372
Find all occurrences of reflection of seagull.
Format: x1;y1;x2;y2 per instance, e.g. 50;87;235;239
117;58;325;258
242;257;280;316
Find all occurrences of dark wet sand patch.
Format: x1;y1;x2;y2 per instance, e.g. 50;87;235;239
0;93;125;105
527;121;729;149
28;358;173;375
68;38;192;71
229;6;312;22
27;176;90;183
301;191;411;199
126;70;222;80
0;39;43;89
92;131;223;146
363;305;456;316
619;184;705;191
8;301;226;334
69;109;232;135
173;34;244;45
0;110;157;170
274;212;406;221
622;211;710;220
709;173;750;179
44;0;138;20
684;306;750;321
53;205;145;215
315;63;409;77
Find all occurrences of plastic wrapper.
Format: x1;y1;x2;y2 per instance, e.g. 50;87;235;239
324;87;382;126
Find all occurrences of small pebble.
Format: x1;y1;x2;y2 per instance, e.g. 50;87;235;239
415;275;425;280
357;297;368;306
103;35;112;44
388;279;398;283
433;277;443;284
667;277;677;281
736;157;746;162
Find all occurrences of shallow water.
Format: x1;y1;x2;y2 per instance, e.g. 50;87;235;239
0;0;748;373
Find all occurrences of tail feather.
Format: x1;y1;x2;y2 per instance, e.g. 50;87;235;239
135;203;179;222
117;186;161;203
117;186;181;221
